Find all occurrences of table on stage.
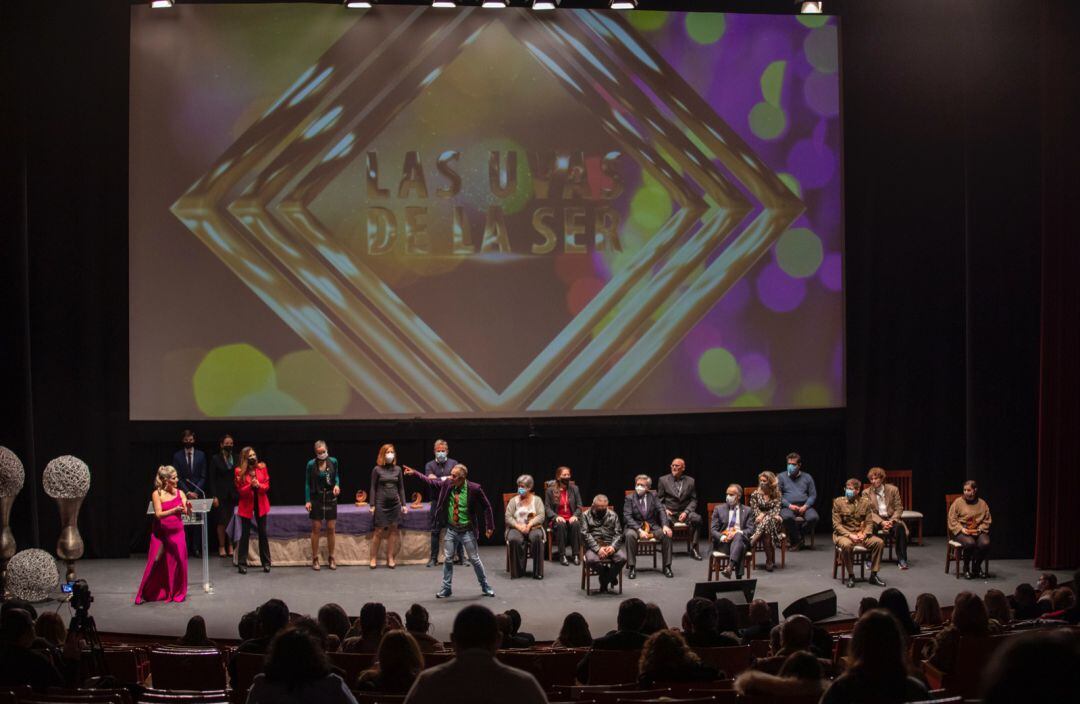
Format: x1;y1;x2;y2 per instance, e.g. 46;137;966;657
227;503;434;566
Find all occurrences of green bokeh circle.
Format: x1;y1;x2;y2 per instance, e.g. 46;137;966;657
775;228;824;278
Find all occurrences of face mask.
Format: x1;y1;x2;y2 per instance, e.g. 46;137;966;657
787;464;798;475
726;494;738;506
316;451;328;461
435;451;447;462
249;457;258;466
635;485;647;495
385;453;395;464
517;487;527;496
759;481;768;490
559;477;570;485
845;488;856;499
592;508;606;519
222;445;233;453
184;440;194;448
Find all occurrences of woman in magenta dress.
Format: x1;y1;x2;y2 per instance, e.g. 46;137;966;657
135;465;191;604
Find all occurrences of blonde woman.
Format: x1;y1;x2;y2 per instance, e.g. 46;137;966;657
135;465;191;603
748;471;783;572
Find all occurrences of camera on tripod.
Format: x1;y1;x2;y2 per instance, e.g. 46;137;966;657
70;578;93;614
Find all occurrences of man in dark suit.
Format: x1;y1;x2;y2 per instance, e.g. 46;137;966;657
575;598;648;684
172;428;208;557
623;475;673;579
405;464;495;598
544;465;584;566
656;457;703;560
710;483;755;579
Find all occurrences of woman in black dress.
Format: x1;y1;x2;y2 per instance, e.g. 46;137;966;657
305;440;341;571
370;443;406;569
208;434;239;557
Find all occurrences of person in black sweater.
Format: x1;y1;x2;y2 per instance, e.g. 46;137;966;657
576;598;649;683
0;609;66;693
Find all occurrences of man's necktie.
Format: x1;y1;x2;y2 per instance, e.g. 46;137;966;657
728;509;737;529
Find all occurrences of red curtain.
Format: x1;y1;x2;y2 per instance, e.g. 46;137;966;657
1034;0;1080;569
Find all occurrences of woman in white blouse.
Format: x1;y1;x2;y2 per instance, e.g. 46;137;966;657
505;474;546;580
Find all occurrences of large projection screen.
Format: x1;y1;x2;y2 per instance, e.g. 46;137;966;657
130;5;844;420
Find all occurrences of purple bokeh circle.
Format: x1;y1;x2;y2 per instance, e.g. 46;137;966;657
756;262;807;313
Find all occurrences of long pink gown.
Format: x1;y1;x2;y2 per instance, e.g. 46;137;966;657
135;493;188;604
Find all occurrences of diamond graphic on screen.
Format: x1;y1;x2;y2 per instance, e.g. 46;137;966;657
171;8;803;415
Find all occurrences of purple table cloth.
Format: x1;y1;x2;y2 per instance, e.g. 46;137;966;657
228;503;432;542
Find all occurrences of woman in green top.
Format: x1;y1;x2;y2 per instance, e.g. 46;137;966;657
305;440;340;570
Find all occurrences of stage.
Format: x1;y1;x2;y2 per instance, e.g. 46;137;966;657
61;539;1068;642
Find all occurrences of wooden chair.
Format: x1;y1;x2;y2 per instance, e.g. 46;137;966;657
230;651;264;698
943;493;990;578
891;470;922;545
581;544;623;596
147;647;226;691
742;487;789;568
832;543;868;582
40;690;129;704
420;650;454;668
748;640;771;658
135;688;230;704
102;646;150;685
550;683;635;701
503;492;545;578
615;698;720;704
597;689;669;703
499;649;581;689
586;649;640;685
328;651;376;685
691;645;752;677
686;690;739;704
623;489;660;572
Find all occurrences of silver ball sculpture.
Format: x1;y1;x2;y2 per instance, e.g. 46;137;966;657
43;455;91;582
6;548;60;602
0;446;25;596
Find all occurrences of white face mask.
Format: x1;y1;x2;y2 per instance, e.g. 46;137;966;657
385;452;395;463
726;494;738;506
635;485;647;495
316;451;328;461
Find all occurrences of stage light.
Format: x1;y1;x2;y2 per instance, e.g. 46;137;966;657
482;0;509;7
610;1;638;9
533;0;559;9
800;1;824;13
432;0;457;7
345;1;373;7
150;0;174;8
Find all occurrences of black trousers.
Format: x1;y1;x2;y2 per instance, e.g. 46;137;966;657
551;519;582;558
877;522;908;562
238;504;270;567
712;532;750;576
624;528;673;569
955;532;990;572
507;527;545;577
585;547;626;586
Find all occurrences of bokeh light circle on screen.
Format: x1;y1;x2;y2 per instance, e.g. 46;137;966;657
0;446;25;497
6;549;61;602
43;456;90;499
128;6;844;418
698;348;741;397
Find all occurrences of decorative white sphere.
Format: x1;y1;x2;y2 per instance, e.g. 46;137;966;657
6;548;61;602
0;446;25;497
43;455;91;499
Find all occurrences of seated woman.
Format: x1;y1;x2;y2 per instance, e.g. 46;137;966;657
947;480;991;579
927;592;1000;673
638;629;722;687
748;471;783;571
913;593;943;629
355;631;424;694
504;474;546;580
820;611;929;704
553;612;593;648
735;651;829;699
247;626;356;704
178;615;217;648
983;589;1013;626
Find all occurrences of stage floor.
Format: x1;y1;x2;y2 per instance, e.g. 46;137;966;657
67;539;1067;642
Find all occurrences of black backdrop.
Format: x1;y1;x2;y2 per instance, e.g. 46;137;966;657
1;0;1061;562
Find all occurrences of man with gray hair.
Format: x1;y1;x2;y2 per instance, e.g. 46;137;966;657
582;494;626;593
623;474;673;579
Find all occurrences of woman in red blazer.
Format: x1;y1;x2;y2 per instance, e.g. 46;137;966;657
235;446;271;574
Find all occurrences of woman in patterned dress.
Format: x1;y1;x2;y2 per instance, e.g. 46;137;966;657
748;470;783;571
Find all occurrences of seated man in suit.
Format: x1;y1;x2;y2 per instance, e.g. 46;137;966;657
544;465;584;566
623;475;673;579
833;478;887;588
581;494;627;594
656;457;703;560
710;483;755;579
862;467;909;570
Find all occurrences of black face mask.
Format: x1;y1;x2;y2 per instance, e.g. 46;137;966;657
183;440;194;448
560;477;570;485
222;446;233;454
592;508;606;519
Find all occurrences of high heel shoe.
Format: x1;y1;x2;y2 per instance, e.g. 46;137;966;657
369;559;377;569
312;557;320;571
388;562;396;569
328;556;337;570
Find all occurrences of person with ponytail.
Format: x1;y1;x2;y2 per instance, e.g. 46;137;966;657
135;465;190;603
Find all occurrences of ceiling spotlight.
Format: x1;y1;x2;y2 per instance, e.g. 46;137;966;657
150;0;174;8
432;0;457;7
610;1;638;9
345;1;373;7
800;2;824;13
482;0;509;7
533;0;558;9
